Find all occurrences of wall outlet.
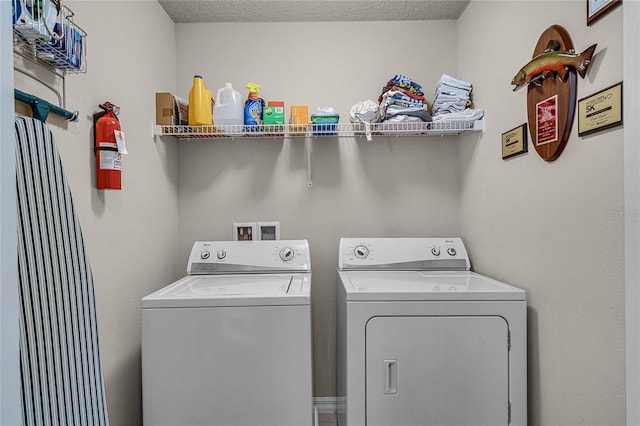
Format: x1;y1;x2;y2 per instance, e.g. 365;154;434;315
257;222;280;240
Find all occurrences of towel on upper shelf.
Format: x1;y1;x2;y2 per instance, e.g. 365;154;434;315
432;73;474;116
437;74;472;91
432;108;484;122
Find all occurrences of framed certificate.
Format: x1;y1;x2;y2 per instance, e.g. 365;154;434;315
536;95;558;146
578;82;623;136
587;0;622;26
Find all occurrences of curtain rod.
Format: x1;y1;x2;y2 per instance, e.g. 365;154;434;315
14;89;79;123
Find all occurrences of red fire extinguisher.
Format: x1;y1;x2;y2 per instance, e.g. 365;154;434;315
93;102;123;190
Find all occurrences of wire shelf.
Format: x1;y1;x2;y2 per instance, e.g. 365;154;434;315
154;120;484;140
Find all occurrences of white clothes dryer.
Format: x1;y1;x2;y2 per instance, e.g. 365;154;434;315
337;238;526;426
142;240;313;426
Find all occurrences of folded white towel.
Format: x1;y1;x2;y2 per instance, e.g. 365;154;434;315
432;108;484;122
438;74;472;91
435;86;471;100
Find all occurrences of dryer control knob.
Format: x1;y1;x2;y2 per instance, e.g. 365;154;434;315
447;247;457;256
216;250;227;260
431;247;441;257
354;245;369;259
280;247;295;262
200;251;211;260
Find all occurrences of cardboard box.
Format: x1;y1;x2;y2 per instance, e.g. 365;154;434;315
289;105;309;135
155;92;188;126
263;101;285;125
264;101;285;136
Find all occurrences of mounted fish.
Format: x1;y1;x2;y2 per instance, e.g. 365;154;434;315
511;43;597;91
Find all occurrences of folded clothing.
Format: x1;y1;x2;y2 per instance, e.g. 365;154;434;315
380;89;425;106
381;75;424;98
432;108;484;122
382;115;423;123
432;73;473;116
377;75;431;124
378;102;432;123
381;96;423;110
384;107;432;122
387;74;423;94
438;73;472;91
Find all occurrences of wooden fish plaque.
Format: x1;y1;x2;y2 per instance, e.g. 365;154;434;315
527;25;578;161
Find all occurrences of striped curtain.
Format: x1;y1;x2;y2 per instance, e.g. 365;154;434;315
15;117;109;426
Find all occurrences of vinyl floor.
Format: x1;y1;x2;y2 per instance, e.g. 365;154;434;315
318;412;338;426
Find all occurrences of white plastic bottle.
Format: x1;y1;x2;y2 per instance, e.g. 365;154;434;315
213;83;244;129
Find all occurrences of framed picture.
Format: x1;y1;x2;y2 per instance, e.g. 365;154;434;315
536;95;558;146
578;82;623;136
587;0;622;26
502;124;528;160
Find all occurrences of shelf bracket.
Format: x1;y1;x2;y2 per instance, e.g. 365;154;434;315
306;134;312;188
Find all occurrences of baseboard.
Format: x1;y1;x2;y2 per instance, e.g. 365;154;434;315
313;396;339;414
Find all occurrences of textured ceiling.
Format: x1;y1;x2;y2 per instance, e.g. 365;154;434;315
158;0;471;23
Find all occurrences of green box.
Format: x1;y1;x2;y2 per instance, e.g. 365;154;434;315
263;101;285;125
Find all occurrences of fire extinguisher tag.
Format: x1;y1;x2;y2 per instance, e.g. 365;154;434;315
98;142;122;171
114;130;128;154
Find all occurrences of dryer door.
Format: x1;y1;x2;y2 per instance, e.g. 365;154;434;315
366;316;509;426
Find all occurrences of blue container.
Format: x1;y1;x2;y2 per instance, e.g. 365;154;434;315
311;114;339;136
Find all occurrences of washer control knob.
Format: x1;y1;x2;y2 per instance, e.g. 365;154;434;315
200;251;211;260
216;250;227;260
354;245;369;259
447;247;457;257
431;247;441;257
280;247;295;262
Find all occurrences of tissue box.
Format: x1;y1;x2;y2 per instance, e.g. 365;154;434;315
311;113;339;136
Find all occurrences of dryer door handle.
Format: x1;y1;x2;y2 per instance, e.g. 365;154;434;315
383;359;398;394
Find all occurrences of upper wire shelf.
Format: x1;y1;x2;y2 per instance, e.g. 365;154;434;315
154;120;484;140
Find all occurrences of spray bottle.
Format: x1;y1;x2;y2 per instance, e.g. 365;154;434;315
244;82;265;131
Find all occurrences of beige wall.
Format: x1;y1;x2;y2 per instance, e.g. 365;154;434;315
174;21;463;397
458;1;624;425
14;1;179;424
625;2;640;424
12;1;627;424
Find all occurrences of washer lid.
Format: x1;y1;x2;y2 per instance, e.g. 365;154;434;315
339;271;525;301
142;273;311;308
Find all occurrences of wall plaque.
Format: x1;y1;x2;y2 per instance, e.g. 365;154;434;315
526;26;577;161
502;124;528;159
577;82;623;136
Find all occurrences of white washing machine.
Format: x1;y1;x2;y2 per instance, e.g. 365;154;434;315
142;240;313;426
337;238;526;426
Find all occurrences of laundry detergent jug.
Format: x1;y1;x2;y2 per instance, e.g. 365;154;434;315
213;82;244;128
188;75;213;126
